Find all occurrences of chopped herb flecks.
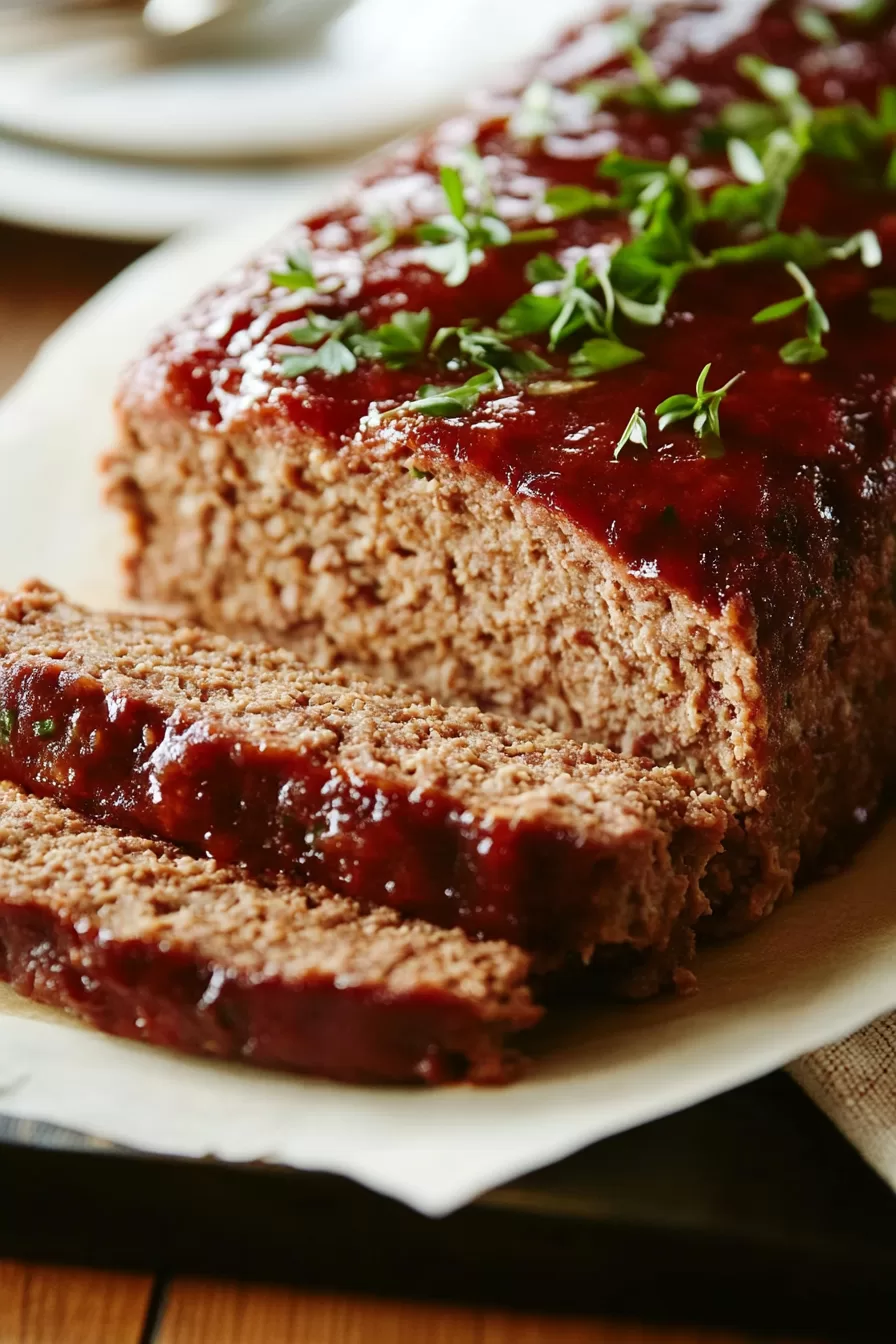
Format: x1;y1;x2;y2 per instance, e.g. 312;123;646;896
33;718;57;740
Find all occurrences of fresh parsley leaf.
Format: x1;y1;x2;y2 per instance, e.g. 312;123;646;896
870;286;896;320
570;338;644;376
269;248;316;291
499;252;622;351
384;367;503;420
0;707;15;746
655;363;744;444
417;152;513;287
350;309;431;367
615;407;649;458
511;80;558;140
279;312;364;377
544;184;615;220
33;718;57;740
796;7;838;44
432;323;550;375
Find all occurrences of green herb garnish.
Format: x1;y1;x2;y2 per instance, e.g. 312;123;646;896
511;80;558;140
350;310;431;368
753;261;830;363
384;367;503;420
499;252;619;349
543;184;615;221
269;248;317;291
655;363;743;451
570;337;644;377
580;18;700;114
431;322;550;375
615;406;649;458
844;0;891;24
795;7;839;45
279;312;363;376
417;153;511;287
870;286;896;320
33;718;57;740
0;708;15;746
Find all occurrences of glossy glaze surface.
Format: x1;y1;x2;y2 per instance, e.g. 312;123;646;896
130;1;896;658
0;902;512;1084
0;659;652;955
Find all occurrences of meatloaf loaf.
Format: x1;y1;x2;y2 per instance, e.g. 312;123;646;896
107;0;896;931
0;582;724;985
0;780;539;1084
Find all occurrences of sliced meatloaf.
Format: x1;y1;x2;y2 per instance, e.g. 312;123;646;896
0;583;725;985
0;780;539;1084
107;0;896;931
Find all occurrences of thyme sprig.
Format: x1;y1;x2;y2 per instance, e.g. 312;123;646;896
655;363;744;454
580;17;700;113
615;406;649;458
417;150;555;287
753;261;830;363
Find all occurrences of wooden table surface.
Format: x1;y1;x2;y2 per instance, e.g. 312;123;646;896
0;220;860;1344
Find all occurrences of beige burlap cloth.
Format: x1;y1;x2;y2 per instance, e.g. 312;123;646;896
790;1012;896;1190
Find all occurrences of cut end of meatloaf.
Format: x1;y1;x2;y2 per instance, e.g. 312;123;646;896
0;780;540;1084
0;582;726;981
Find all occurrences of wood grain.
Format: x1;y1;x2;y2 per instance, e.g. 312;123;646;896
0;1260;152;1344
157;1280;771;1344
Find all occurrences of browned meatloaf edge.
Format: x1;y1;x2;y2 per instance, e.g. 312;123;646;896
0;582;725;985
0;781;540;1085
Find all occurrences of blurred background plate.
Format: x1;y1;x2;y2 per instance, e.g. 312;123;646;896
0;0;599;164
0;133;346;241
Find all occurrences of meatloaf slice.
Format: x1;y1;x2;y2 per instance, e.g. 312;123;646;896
0;583;724;984
107;0;896;932
0;780;539;1084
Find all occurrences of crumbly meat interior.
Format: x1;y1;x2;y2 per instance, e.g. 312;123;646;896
110;417;896;926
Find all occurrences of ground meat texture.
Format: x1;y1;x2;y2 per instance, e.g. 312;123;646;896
106;1;896;931
0;781;540;1084
0;584;725;985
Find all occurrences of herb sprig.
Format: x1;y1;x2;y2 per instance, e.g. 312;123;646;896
417;151;555;287
655;363;744;455
580;17;700;113
752;262;829;363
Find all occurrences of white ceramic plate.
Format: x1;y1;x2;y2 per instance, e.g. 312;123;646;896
0;200;894;1215
0;133;347;241
0;0;598;163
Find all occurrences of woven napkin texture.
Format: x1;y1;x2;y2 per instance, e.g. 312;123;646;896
790;1012;896;1191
